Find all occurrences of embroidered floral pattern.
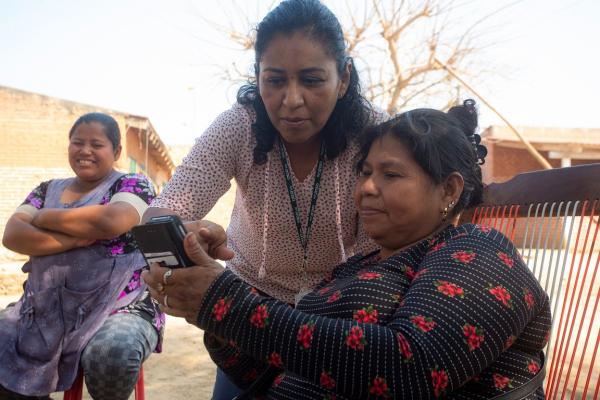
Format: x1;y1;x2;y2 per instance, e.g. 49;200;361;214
498;251;515;268
479;224;492;233
505;335;517;350
397;332;413;361
369;377;390;398
410;315;436;332
435;280;465;298
358;270;382;280
492;373;513;389
488;284;514;308
320;371;336;389
353;305;379;324
345;326;367;350
318;286;332;295
451;250;476;264
527;359;540;374
250;304;269;328
273;373;285;387
463;324;485;351
523;288;535;310
402;265;416;280
326;290;341;303
267;352;283;368
297;321;316;349
428;241;446;253
431;367;449;398
212;297;232;321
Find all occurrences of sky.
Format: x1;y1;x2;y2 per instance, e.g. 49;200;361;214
1;0;599;145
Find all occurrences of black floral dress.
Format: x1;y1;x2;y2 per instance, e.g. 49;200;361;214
198;224;551;399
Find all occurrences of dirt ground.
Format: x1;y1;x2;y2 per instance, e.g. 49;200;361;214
0;264;217;400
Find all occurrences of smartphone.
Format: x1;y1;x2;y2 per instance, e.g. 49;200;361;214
131;215;194;268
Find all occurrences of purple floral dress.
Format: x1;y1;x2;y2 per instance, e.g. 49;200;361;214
22;173;165;347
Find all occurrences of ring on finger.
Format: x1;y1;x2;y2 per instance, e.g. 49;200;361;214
164;294;169;308
163;268;173;285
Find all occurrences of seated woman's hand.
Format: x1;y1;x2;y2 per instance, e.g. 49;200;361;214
142;232;225;325
183;220;234;261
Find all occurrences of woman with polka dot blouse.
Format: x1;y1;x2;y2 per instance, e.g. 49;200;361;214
144;1;386;397
145;101;551;399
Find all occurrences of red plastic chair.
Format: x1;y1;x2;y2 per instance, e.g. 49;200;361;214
63;365;145;400
461;164;600;399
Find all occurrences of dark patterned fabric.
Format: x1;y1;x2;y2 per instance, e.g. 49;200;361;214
198;224;551;399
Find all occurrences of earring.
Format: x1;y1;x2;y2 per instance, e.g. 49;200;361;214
441;200;456;222
441;206;449;221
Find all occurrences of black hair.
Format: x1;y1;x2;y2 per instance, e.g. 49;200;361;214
236;0;372;164
69;112;121;151
357;99;488;216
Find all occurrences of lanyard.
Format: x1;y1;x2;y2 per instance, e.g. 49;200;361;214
278;137;326;298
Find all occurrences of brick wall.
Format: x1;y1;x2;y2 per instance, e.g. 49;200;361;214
0;167;72;260
0;87;130;171
0;86;173;260
482;141;595;184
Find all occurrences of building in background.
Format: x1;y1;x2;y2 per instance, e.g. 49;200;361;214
0;85;175;260
481;125;600;183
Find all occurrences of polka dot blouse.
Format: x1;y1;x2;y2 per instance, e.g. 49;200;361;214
151;103;386;303
198;224;551;399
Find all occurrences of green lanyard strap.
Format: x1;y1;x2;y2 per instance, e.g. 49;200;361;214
278;137;326;289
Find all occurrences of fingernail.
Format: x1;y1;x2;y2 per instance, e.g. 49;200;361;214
186;232;197;245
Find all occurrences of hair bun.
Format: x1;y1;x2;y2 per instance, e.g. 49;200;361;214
447;99;487;165
447;99;478;136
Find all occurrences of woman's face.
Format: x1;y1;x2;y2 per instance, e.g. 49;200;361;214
68;121;121;184
354;134;447;256
258;32;349;147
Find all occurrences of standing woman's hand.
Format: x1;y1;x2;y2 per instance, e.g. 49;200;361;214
184;220;234;261
142;232;225;325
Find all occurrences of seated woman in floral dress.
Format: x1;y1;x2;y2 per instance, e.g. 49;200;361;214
1;113;163;400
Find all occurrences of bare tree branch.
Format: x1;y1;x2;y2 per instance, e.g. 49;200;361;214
198;0;518;114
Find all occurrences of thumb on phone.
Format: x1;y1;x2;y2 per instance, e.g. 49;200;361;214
183;232;213;267
198;228;234;261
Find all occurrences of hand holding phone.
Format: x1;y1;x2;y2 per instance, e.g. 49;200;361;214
131;215;194;268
